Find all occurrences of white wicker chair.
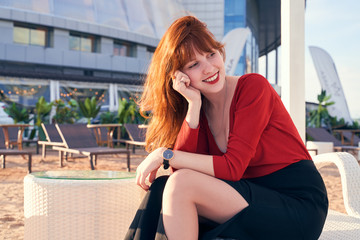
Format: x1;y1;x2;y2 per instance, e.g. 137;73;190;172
313;152;360;239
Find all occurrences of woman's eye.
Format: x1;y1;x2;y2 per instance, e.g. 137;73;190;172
209;52;216;57
188;62;198;69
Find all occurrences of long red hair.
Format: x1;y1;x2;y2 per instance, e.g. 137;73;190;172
140;15;225;152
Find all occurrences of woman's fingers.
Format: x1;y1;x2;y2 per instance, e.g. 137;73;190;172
178;76;190;87
135;147;164;190
135;164;150;190
172;71;190;89
149;170;158;183
136;170;150;190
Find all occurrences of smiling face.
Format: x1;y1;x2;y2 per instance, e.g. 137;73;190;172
181;49;226;95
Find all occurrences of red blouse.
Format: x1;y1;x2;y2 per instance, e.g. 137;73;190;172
174;73;311;181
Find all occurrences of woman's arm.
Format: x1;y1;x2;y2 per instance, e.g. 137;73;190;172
172;70;202;128
136;147;214;190
170;150;214;175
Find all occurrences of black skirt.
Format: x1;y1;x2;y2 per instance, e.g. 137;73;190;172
124;160;328;240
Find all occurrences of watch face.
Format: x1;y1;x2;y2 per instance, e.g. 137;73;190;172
163;149;174;160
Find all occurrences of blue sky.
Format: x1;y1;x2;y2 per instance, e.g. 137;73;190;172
305;0;360;119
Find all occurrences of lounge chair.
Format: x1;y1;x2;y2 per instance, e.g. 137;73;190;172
343;131;360;145
123;123;146;153
306;128;360;153
87;124;121;147
38;123;66;161
52;124;131;171
335;130;360;146
313;152;360;239
7;127;39;153
0;127;32;172
92;126;110;146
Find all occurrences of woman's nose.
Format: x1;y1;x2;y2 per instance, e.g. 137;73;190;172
202;60;213;75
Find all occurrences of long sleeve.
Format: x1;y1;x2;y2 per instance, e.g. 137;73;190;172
213;74;275;180
173;117;209;154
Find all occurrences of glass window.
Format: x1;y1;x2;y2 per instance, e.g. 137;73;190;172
69;35;81;51
13;26;30;45
146;47;155;61
81;37;92;52
0;77;50;107
69;33;99;53
117;85;143;101
113;41;136;57
13;24;49;47
59;81;109;106
224;0;249;75
224;0;246;35
30;28;46;46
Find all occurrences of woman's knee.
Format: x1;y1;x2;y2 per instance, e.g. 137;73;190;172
163;169;198;200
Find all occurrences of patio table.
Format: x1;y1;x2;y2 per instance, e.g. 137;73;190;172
87;124;122;147
24;170;141;240
0;124;30;150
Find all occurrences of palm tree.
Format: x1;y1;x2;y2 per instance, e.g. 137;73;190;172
307;90;334;129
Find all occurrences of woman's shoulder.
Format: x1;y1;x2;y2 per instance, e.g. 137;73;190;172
230;73;271;92
238;73;269;85
230;73;275;105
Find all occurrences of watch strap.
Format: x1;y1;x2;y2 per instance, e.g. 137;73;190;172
163;159;170;169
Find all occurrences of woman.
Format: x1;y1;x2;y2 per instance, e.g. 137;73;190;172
125;16;328;240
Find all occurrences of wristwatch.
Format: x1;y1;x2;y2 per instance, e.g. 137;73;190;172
162;148;174;169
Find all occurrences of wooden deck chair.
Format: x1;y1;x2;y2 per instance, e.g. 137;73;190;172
306;128;360;153
341;131;360;146
0;127;32;172
90;126;111;146
52;124;131;171
38;123;66;161
123;123;146;153
7;127;39;153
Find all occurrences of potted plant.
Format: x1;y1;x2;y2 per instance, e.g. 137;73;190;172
52;99;79;124
116;98;147;140
117;98;146;125
3;102;31;124
34;97;53;140
100;111;119;124
78;96;101;124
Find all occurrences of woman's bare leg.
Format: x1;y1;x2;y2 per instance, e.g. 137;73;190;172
162;169;249;240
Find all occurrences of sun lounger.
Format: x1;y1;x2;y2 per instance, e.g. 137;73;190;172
334;130;360;146
306;128;360;153
52;124;131;171
7;127;39;154
38;123;66;161
0;127;32;172
122;123;146;153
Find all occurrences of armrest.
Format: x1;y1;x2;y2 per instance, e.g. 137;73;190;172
313;152;360;218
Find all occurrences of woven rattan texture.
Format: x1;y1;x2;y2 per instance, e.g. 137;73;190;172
24;174;142;240
313;152;360;239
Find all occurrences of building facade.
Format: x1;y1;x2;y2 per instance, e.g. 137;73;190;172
0;0;280;122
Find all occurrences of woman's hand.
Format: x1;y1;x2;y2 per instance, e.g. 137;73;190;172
172;70;202;129
136;147;166;190
172;70;201;104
